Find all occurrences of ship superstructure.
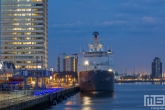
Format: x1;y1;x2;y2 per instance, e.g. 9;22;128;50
77;31;115;93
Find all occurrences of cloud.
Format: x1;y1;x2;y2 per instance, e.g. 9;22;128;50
95;20;128;27
66;21;83;27
116;14;123;17
121;2;138;8
141;17;155;23
52;21;84;28
102;21;113;26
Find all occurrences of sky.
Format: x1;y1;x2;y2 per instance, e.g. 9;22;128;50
48;0;165;74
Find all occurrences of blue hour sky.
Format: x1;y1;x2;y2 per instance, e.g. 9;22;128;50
48;0;165;74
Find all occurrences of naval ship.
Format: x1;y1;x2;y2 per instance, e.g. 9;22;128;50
77;31;115;93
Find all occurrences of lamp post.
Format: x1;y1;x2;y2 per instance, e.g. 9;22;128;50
35;56;39;89
65;75;67;84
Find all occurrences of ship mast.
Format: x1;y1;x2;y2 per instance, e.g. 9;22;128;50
89;31;103;52
93;31;99;51
93;31;99;41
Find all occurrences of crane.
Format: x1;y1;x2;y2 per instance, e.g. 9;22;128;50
120;69;123;75
124;67;127;75
133;67;135;76
139;63;144;79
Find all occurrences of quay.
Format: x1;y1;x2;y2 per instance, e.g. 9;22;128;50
0;61;80;110
0;86;80;110
115;79;165;83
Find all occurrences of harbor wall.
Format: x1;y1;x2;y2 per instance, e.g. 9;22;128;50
0;86;80;110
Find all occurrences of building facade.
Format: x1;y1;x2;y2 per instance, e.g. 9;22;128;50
63;55;77;72
151;57;162;78
57;53;66;72
57;54;77;72
0;0;48;70
0;61;16;75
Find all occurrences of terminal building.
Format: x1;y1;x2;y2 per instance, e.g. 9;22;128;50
0;61;18;90
0;61;16;76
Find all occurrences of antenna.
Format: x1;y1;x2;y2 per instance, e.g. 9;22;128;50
125;67;127;75
92;31;99;37
120;69;123;75
133;67;135;75
139;63;144;79
80;47;81;53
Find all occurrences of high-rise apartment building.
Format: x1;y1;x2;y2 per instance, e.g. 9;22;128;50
63;55;77;72
0;0;48;70
57;54;77;72
57;53;66;72
151;57;162;78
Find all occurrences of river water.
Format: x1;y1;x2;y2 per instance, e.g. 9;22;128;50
46;82;165;110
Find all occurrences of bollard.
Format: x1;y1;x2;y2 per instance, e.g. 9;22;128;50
58;97;63;103
67;93;71;97
63;95;67;100
52;100;57;105
71;93;74;96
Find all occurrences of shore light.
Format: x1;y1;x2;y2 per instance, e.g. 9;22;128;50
108;69;113;72
85;61;89;66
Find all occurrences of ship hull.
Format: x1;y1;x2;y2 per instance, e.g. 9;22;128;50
78;70;114;93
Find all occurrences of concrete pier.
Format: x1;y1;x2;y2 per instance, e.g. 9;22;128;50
0;86;80;110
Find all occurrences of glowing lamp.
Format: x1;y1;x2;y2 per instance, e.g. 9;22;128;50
108;69;113;72
85;61;89;66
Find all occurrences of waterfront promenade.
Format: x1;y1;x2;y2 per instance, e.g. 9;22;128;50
0;91;37;108
0;86;80;110
0;90;43;108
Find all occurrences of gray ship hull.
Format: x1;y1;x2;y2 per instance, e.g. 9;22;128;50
78;70;114;93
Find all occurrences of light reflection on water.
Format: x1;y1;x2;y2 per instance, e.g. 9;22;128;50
46;82;165;110
80;93;115;105
118;82;165;85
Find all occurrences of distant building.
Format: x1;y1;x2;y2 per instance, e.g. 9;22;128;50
162;73;165;79
57;54;77;72
151;57;162;78
63;55;77;72
57;53;66;72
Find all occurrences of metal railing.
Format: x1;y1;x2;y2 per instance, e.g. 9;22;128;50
0;77;8;80
0;90;32;101
0;90;42;108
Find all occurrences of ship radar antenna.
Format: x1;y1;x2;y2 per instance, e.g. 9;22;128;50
107;45;111;53
92;31;99;40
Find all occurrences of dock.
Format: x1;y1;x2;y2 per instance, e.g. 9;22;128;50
0;86;80;110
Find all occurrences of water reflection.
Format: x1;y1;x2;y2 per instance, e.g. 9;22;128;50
79;92;115;110
116;82;165;85
64;92;115;110
46;83;165;110
161;82;165;85
79;92;115;99
152;82;161;84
